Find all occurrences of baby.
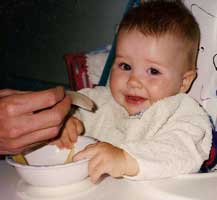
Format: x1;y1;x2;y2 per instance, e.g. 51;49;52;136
55;0;212;183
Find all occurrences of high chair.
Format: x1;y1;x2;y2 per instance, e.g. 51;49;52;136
64;0;217;173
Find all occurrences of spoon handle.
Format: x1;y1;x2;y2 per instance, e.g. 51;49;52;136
64;145;75;164
12;154;28;165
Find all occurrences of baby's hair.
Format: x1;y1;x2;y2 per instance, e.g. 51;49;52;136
118;0;200;69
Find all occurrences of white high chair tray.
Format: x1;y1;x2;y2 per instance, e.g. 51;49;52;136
1;160;216;200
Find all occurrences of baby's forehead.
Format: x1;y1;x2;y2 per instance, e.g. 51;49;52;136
118;29;188;51
117;29;193;66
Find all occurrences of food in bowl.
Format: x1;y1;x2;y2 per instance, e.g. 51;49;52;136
6;136;96;187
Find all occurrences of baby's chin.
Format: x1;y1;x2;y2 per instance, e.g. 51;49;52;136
127;107;148;116
124;101;152;116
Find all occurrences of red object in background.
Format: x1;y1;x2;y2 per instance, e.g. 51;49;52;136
64;53;93;91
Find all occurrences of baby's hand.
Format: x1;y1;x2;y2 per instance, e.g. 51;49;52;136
52;117;84;149
73;142;138;183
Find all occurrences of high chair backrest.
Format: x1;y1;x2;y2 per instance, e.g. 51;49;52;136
183;0;217;173
184;0;217;126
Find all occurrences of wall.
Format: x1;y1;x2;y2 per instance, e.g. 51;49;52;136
0;0;128;88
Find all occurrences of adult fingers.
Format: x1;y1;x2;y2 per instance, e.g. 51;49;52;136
0;125;62;154
1;95;71;139
0;86;67;117
0;148;25;155
0;89;29;98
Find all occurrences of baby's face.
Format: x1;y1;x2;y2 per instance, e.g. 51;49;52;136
109;29;195;115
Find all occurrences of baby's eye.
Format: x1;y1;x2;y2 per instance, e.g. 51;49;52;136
119;63;131;71
147;67;161;75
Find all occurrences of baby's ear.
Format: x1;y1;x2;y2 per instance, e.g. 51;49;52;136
180;70;197;93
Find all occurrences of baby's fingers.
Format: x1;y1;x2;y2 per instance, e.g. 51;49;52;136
60;131;74;149
50;126;73;149
73;149;89;161
88;156;106;183
66;117;84;142
74;117;84;135
73;143;97;161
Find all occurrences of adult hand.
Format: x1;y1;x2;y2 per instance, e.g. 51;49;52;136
0;86;71;154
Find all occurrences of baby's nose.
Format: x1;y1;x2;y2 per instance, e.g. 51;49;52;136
127;75;143;89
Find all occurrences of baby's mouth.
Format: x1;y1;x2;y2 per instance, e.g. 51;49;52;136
125;95;146;104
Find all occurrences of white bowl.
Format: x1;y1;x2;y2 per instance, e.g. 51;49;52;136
6;136;96;187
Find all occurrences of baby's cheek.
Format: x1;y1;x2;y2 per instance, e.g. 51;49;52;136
149;81;177;101
148;84;165;99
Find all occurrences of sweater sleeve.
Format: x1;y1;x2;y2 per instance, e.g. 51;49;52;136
121;95;212;180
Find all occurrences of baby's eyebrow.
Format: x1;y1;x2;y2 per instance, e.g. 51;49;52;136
145;58;161;66
144;58;169;69
115;54;125;59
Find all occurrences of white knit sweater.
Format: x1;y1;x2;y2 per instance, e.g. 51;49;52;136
75;86;212;180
